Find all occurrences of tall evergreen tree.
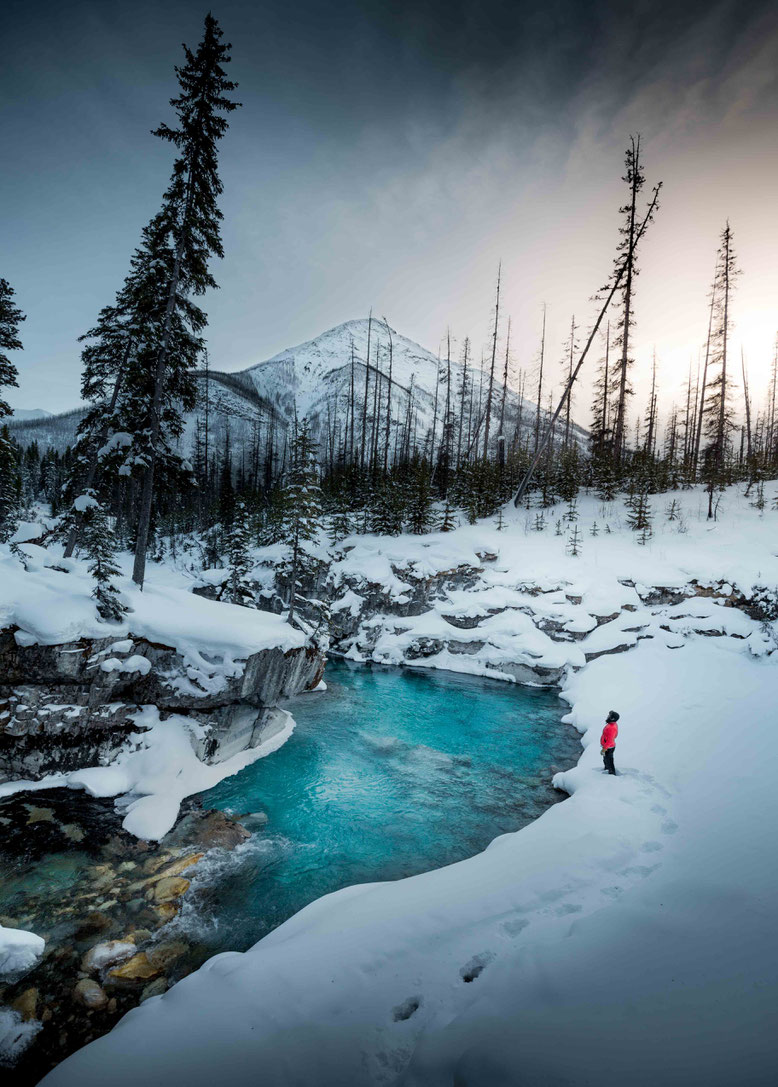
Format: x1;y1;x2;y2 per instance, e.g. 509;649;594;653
81;499;127;621
225;500;255;606
131;14;239;588
0;279;24;538
280;419;324;624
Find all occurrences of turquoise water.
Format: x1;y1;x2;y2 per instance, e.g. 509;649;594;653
188;661;579;956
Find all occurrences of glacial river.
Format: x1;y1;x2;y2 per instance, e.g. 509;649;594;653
184;661;581;955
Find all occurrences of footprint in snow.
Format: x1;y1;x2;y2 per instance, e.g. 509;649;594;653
392;996;422;1022
502;917;530;937
661;819;679;835
555;903;583;916
460;952;495;983
640;840;663;853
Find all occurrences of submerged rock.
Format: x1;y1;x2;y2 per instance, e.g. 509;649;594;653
107;952;160;983
139;976;168;1003
11;985;38;1021
147;876;190;904
73;978;108;1009
81;940;136;974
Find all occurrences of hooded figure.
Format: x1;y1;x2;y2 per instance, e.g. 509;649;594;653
600;710;620;775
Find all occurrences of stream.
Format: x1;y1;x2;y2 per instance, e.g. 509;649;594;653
176;661;581;955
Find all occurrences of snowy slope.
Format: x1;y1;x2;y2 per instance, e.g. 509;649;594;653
41;485;778;1087
9;408;52;422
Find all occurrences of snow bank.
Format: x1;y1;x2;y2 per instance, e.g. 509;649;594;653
0;925;45;978
0;545;304;664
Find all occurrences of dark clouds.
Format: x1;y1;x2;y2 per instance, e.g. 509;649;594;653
3;0;778;409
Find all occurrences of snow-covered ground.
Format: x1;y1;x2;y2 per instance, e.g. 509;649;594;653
0;524;304;659
38;484;778;1086
0;531;307;841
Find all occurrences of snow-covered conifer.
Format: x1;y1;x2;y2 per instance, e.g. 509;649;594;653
0;279;24;539
626;490;652;532
225;500;254;606
81;498;127;621
408;461;434;535
438;501;457;533
279;420;325;623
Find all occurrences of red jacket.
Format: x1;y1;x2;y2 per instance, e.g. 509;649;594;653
600;722;618;749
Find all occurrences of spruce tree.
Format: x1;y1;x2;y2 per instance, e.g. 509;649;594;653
626;491;652;532
328;508;353;545
408;460;434;535
611;137;646;465
131;14;239;588
438;500;457;533
0;426;20;540
81;499;127;621
0;279;24;539
566;526;582;557
370;483;405;536
279;420;324;624
225;500;254;605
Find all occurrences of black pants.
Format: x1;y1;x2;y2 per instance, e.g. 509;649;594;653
603;747;616;775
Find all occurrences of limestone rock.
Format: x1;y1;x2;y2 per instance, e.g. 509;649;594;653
81;939;136;974
146;853;203;884
107;952;160;982
147;876;190;904
154;903;179;924
126;928;152;945
73;978;108;1010
0;632;324;780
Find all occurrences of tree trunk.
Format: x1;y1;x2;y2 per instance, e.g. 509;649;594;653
482;264;501;461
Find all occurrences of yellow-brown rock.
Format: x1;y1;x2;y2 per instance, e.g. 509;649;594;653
107;952;160;982
146;853;203;885
12;987;38;1021
154;903;179;924
146;876;190;903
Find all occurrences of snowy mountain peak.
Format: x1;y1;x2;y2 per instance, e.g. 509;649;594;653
244;318;443;420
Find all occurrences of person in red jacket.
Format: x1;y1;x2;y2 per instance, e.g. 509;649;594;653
600;710;620;775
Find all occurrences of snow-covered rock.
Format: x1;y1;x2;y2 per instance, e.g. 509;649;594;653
0;925;45;977
0;546;324;784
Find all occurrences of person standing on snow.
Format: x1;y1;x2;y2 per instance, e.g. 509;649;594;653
600;710;620;775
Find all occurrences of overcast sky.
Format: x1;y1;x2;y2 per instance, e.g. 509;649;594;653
4;0;778;419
